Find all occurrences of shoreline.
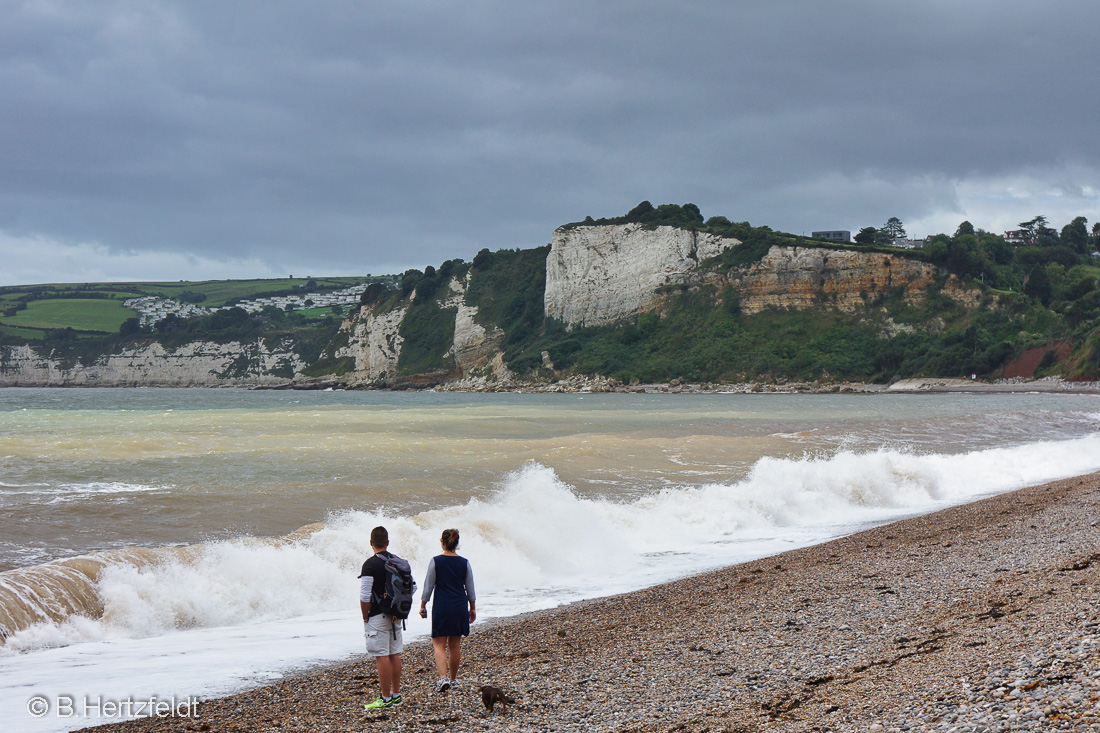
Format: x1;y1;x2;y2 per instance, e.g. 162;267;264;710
7;375;1100;395
209;374;1100;395
84;471;1100;732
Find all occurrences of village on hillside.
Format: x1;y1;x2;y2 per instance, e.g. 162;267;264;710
124;282;371;328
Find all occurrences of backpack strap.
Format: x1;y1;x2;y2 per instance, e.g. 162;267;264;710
390;616;406;640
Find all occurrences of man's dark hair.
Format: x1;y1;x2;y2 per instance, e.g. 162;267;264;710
370;526;389;549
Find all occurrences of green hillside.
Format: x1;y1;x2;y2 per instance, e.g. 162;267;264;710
2;299;136;333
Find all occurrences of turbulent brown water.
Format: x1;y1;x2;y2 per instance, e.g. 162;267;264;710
5;388;1098;572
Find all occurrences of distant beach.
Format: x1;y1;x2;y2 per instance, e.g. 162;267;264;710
425;374;1100;395
86;471;1100;732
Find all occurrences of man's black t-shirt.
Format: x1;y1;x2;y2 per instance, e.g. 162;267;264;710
359;550;393;618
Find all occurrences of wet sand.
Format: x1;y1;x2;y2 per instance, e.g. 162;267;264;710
86;472;1100;732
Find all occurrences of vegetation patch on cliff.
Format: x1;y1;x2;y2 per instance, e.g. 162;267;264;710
397;301;458;375
465;245;551;373
525;284;1037;383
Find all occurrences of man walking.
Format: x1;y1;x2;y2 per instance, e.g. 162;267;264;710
360;526;405;710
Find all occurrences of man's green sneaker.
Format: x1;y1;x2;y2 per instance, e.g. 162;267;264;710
364;696;392;711
389;694;402;707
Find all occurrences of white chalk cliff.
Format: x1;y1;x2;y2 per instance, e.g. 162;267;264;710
336;304;408;381
544;224;740;327
337;275;508;385
0;340;303;387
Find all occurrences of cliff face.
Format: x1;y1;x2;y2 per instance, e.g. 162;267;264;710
330;226;987;387
544;224;740;327
728;246;980;314
0;339;304;387
336;304;407;381
337;274;508;386
543;228;980;328
452;301;505;372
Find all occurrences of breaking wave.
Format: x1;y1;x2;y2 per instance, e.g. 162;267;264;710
4;433;1100;653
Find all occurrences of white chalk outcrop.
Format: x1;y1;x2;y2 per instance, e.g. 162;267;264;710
453;302;506;373
544;224;740;327
337;275;511;385
0;340;303;387
338;304;408;381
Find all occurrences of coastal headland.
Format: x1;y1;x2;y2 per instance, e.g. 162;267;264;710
6;205;1100;390
85;471;1100;732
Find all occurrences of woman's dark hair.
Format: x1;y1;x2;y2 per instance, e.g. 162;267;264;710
441;528;460;552
370;526;389;549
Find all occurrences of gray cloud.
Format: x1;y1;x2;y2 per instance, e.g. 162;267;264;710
1;0;1098;284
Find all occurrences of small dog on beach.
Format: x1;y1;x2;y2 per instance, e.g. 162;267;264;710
479;685;515;714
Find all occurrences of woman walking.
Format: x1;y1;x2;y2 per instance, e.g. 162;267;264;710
419;528;476;692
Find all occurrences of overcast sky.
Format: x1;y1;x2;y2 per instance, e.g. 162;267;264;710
2;0;1098;285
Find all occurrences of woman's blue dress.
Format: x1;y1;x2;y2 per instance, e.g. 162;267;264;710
430;554;472;638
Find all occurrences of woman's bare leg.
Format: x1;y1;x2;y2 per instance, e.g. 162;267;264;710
432;637;448;681
447;636;462;680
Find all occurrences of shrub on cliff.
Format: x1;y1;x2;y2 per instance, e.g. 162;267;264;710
560;201;705;231
359;282;388;306
397;302;457;374
464;245;550;372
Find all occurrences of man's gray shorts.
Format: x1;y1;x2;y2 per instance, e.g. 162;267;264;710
364;614;403;658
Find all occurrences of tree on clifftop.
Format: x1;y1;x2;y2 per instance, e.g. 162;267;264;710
854;227;878;245
626;201;654;220
1061;216;1089;254
1018;216;1059;247
954;221;975;238
877;217;906;244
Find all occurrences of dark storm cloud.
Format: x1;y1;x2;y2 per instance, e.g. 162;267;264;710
1;0;1098;283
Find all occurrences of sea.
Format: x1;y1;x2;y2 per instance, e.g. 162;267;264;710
2;387;1100;731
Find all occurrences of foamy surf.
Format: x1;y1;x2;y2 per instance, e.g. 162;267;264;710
4;434;1100;730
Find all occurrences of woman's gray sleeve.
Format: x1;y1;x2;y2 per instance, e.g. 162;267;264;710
421;557;436;602
465;561;476;602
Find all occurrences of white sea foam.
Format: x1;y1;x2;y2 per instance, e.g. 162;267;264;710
3;434;1100;730
1;482;168;499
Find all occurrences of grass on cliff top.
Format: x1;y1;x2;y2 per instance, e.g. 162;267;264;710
0;324;47;341
0;299;137;333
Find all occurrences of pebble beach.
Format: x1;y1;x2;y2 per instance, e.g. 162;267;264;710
85;471;1100;733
